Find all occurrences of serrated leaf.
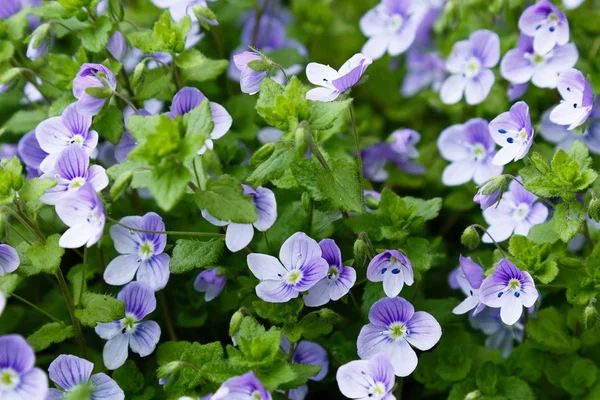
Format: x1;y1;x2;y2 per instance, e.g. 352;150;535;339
170;238;225;274
27;322;74;351
75;293;125;327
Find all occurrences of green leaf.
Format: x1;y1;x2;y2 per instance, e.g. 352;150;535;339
527;307;580;354
553;201;585;243
23;234;65;275
0;42;15;64
128;114;182;165
194;175;257;223
135;67;173;101
527;219;559;244
3;109;48;134
476;362;498;395
169;238;225;274
0;274;22;296
81;16;112;53
308;99;351;141
182;99;214;158
112;360;145;394
128;12;191;54
147;164;191;212
299;309;340;340
498;377;534;400
256;77;308;132
181;58;229;82
75;293;125;327
27;322;74;351
404;197;443;221
18;178;56;201
93;105;124;144
253;298;304;324
248;142;296;187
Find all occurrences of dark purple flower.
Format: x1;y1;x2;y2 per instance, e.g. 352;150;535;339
540;105;600;153
306;54;372;102
367;250;414;298
194;268;226;301
518;0;569;54
47;354;124;400
0;244;19;275
95;282;161;370
357;297;441;376
336;354;395;400
233;51;268;95
55;183;105;248
304;239;356;307
549;68;595;130
402;48;445;97
452;255;486;316
438;118;502;186
246;232;328;303
104;212;170;291
107;31;129;61
0;334;48;400
279;336;329;398
18;131;48;177
211;371;271;400
490;101;534;165
0;0;22;18
479;259;538;325
440;29;500;105
72;63;117;116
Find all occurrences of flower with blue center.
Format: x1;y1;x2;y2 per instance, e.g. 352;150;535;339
518;0;569;55
367;250;414;298
501;34;577;90
0;334;48;400
40;146;108;205
246;232;328;303
489;101;534;165
193;268;226;302
438;118;502;186
280;336;329;399
479;259;538;325
357;297;441;377
305;54;372;102
482;179;548;243
452;255;486;316
359;0;426;60
549;68;595;130
540;106;600;153
336;353;395;400
469;307;524;358
72;63;117;116
18;131;48;178
303;238;356;307
35;104;98;173
104;212;171;291
0;244;19;276
440;29;500;105
46;354;124;400
211;371;271;400
55;183;106;248
402;48;446;97
95;281;161;370
167;86;232;154
202;185;277;253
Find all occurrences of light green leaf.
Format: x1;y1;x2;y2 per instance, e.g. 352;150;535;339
170;238;225;274
75;293;125;327
194;175;257;223
18;178;56;201
81;16;112;53
27;322;74;351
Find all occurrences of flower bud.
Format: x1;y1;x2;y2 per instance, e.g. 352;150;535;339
229;311;244;337
584;299;598;329
193;4;216;21
365;193;380;210
589;197;600;223
109;0;124;21
131;62;146;88
474;177;503;210
250;142;275;166
29;23;50;50
110;170;133;200
295;124;309;156
157;361;182;380
247;59;271;72
461;226;480;249
353;238;369;268
85;87;114;99
465;390;483;400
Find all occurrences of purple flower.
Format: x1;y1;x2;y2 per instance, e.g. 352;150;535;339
500;34;577;89
18;131;48;177
55;183;106;248
73;63;117;116
490;101;534;165
304;239;357;307
306;54;372;102
362;131;424;181
479;259;538;325
258;127;284;143
367;250;414;298
469;307;524;358
440;29;500;105
438;118;502;186
104;212;170;291
540;106;600;153
279;337;329;399
357;297;441;377
0;244;20;275
474;180;502;210
95;282;161;370
193;268;226;301
40;146;108;205
336;354;395;400
168;87;232;154
448;267;461;290
211;371;271;400
507;82;529;101
233;52;267;95
107;31;129;61
482;179;547;243
549;68;595;130
401;48;445;97
246;232;328;303
359;0;426;60
47;354;124;400
0;0;22;18
518;0;569;55
452;255;486;316
35;104;98;173
202;185;277;252
0;334;48;400
26;38;47;61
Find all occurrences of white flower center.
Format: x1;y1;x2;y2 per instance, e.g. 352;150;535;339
88;207;103;226
387;14;404;33
498;278;522;300
513;203;530;221
327;266;339;281
71;134;85;145
385;322;409;340
138;241;154;260
68;177;86;190
369;382;387;398
0;368;20;390
252;391;263;400
286;270;303;285
120;314;138;334
464;57;481;79
471;143;487;162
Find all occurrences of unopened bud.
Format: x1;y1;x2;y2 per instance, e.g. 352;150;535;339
482;176;505;195
131;62;146;88
365;193;380;210
250;142;275;166
295;124;309;156
193;4;217;21
157;361;182;379
589;197;600;223
110;171;133;200
109;0;124;21
0;68;21;85
465;390;483;400
85;87;113;99
584;299;598;329
29;23;50;50
461;226;480;249
247;59;271;72
353;238;369;268
229;311;244;337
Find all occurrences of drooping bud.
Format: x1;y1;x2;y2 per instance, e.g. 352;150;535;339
474;176;504;210
157;361;182;381
85;87;114;99
365;192;380;210
229;311;244;337
250;142;275;166
461;225;480;249
353;238;369;268
131;62;146;88
294;123;309;156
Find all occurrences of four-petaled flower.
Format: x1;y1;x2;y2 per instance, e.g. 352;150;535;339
549;69;595;130
72;63;117;116
336;353;396;400
306;54;372;102
479;259;538;325
357;297;442;376
0;334;48;400
0;244;19;276
490;101;535;165
104;212;171;291
247;232;328;303
367;250;414;298
95;281;161;370
211;371;272;400
452;255;486;316
518;0;569;55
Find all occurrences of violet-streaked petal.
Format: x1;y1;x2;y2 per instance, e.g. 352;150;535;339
247;254;288;280
110;216;143;254
294;257;329;292
405;311;442;351
171;87;206;116
465;69;495;105
95;321;121;340
470;29;500;67
130;320;160;357
118;281;156;319
440;74;466;104
18;131;47;170
137;253;171;291
253;187;277;231
256;280;297;303
139;212;166;254
208;102;232;140
48;354;93;390
193;268;226;302
459;255;484;289
103;334;129;370
0;244;19;275
13;367;48;400
293;341;328;381
318;238;342;268
279;232;322;271
369;297;414;327
89;373;125;400
0;334;35;373
103;254;139;287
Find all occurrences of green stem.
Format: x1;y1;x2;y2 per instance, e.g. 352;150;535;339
349;105;365;206
583;218;595;249
78;246;88;306
395;377;404;400
113;91;141;115
302;121;332;172
263;231;271;254
107;216;224;237
11;293;62;323
6;222;33;245
251;0;270;47
472;224;507;258
158;291;178;341
171;58;181;89
56;268;87;359
272;62;288;84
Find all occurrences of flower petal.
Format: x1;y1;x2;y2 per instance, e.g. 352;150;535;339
500;294;523;325
89;373;125;400
95;321;121;340
256;280;298;303
247;253;288;280
0;244;20;275
103;334;129;370
405;311;442;350
440;74;466;105
465;69;495;105
137;253;171;291
130;321;161;357
279;232;322;271
253;187;277;231
13;367;48;400
226;223;255;253
48;354;93;390
104;254;140;287
369;297;415;327
118;281;157;320
295;257;329;292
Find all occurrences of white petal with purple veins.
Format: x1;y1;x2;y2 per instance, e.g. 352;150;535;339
137;253;171;291
89;373;125;400
103;334;129;370
130;320;160;357
104;254;140;287
405;311;442;351
247;254;288;280
225;223;255;253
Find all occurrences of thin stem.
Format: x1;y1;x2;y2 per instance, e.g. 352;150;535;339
251;0;270;47
158;291;178;341
6;222;33;245
78;246;88;306
472;224;507;258
537;284;566;288
349;105;365;206
107;216;224;237
302;121;332;172
119;66;140;107
6;206;45;243
263;231;271;254
56;268;87;359
171;59;181;89
272;62;288;84
11;293;62;323
395;377;404;400
284;341;296;400
192;158;201;189
113;91;141;115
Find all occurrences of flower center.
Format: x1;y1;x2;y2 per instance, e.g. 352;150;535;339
138;241;154;260
64;382;94;400
369;382;387;398
464;57;481;79
68;177;86;190
71;134;84;145
548;12;558;22
327;266;339;281
286;270;303;285
0;368;20;390
498;278;522;299
387;14;404;33
471;143;486;162
533;54;546;64
252;391;263;400
509;278;521;291
513;203;530;221
88;207;103;225
387;322;409;340
120;315;137;334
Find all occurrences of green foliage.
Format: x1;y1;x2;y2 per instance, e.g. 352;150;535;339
18;178;56;201
507;235;559;284
527;307;580;354
80;16;112;53
93;105;124;144
75;293;125;327
128;12;191;54
27;322;74;351
194;174;257;223
170;238;225;273
18;234;65;276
